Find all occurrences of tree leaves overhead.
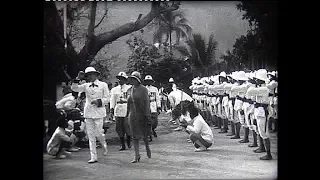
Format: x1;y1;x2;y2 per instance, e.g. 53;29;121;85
235;1;278;69
153;10;192;46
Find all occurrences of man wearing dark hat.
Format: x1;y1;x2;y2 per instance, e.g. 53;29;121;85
144;75;161;142
110;72;132;150
71;67;109;163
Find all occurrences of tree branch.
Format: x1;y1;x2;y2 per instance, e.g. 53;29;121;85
94;5;108;29
87;2;97;41
93;2;179;52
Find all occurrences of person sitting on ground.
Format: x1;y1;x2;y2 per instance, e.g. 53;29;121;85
179;101;214;152
167;78;193;131
46;112;77;159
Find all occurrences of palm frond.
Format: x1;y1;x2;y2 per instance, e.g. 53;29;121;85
207;34;218;64
172;11;185;20
153;28;170;43
192;34;207;65
176;17;188;24
175;45;191;57
176;23;192;37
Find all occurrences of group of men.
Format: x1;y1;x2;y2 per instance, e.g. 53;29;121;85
189;69;278;160
109;71;162;149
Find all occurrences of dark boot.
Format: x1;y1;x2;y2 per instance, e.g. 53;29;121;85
254;136;266;153
119;137;126;151
214;117;221;129
224;119;229;131
152;129;157;137
231;122;241;139
260;138;273;160
149;135;153;142
270;119;278;133
268;118;273;131
226;122;235;136
213;116;218;127
219;118;228;133
248;130;258;147
239;127;250;143
127;136;132;149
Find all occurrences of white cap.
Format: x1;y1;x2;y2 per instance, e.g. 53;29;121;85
116;71;128;79
85;67;100;75
255;69;268;82
237;71;248;81
219;71;226;78
144;75;154;82
169;78;174;83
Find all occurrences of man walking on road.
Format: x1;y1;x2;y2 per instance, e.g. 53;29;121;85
144;75;162;142
110;72;132;151
71;67;109;163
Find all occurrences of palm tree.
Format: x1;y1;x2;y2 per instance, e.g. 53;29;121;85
153;10;192;52
176;33;218;77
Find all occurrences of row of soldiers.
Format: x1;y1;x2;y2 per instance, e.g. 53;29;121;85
189;69;278;160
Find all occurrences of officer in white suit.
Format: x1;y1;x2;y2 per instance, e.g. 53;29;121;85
71;67;109;163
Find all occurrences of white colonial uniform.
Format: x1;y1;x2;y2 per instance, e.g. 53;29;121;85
247;84;270;139
71;79;110;161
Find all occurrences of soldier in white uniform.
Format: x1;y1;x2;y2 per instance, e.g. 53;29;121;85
226;72;238;138
110;72;132;151
267;71;278;133
247;69;273;160
144;75;161;142
245;72;259;148
215;72;229;134
234;71;250;142
71;67;109;163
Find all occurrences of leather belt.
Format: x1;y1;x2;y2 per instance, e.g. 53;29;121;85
117;102;127;104
254;103;268;109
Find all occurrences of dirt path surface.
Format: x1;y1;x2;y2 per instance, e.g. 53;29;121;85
43;112;277;180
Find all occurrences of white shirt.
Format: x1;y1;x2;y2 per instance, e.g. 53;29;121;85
186;114;214;144
55;93;76;110
168;89;193;108
110;84;131;117
71;79;110;119
146;85;161;113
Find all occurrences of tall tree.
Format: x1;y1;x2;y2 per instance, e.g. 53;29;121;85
153;10;192;52
175;33;218;76
45;1;181;78
236;1;278;69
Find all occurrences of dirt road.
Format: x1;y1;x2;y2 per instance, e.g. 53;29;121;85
43;112;277;179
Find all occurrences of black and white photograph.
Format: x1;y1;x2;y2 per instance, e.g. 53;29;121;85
43;1;278;179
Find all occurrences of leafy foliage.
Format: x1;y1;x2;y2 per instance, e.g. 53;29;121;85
236;1;278;69
153;10;192;47
126;35;193;93
176;33;218;76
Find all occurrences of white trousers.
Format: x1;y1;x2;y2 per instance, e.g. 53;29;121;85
85;118;107;160
254;107;269;139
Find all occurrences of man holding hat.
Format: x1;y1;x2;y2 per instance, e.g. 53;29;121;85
144;75;161;142
110;72;132;151
71;67;109;163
